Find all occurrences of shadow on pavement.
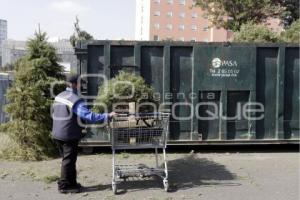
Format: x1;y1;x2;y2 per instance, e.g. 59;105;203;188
82;179;165;195
167;154;239;192
83;154;238;195
82;184;111;193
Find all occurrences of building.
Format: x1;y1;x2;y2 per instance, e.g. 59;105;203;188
1;39;77;72
0;19;8;66
135;0;232;42
52;39;77;73
1;40;27;68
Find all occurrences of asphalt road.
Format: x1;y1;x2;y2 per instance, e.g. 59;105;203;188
0;151;299;200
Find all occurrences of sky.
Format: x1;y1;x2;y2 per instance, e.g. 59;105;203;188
0;0;136;41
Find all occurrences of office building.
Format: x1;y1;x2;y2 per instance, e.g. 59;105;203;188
135;0;232;42
0;19;8;66
1;39;76;72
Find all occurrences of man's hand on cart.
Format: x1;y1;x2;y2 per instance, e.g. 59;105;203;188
108;112;117;119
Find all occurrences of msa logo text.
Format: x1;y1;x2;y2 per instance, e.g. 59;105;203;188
212;58;238;68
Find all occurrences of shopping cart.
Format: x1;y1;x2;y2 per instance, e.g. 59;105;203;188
108;113;170;194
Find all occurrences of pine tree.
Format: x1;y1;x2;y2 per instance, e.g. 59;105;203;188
280;19;300;43
70;16;94;48
0;30;64;160
93;71;158;114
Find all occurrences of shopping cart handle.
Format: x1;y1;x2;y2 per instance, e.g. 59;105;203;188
115;112;169;117
115;113;128;117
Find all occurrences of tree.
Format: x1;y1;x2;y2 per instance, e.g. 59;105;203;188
280;19;300;43
69;16;94;48
0;30;64;160
93;71;158;114
194;0;283;31
233;22;280;42
277;0;300;27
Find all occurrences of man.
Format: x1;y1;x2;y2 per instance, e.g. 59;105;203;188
52;74;115;194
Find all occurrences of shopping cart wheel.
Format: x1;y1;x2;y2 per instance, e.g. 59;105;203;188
112;182;117;194
163;179;169;192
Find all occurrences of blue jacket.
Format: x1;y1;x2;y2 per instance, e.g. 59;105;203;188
52;88;107;141
70;89;108;123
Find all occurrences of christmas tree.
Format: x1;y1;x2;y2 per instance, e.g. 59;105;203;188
0;30;64;160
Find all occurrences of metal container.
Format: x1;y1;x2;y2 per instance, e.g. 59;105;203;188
0;73;10;123
75;41;299;145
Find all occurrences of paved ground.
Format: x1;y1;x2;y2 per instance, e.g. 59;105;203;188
0;151;299;200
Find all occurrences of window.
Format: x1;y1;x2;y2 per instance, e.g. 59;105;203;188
178;24;184;30
153;0;160;4
191;25;197;31
192;0;197;6
179;12;185;18
154;35;159;41
191;13;198;18
154;23;160;29
202;14;208;19
154;11;160;16
203;26;209;31
191;37;197;42
167;0;173;4
167;12;173;17
166;24;173;30
179;0;185;5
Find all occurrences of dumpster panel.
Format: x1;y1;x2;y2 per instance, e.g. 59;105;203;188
195;46;256;91
87;45;105;97
284;47;300;139
227;91;250;140
140;46;164;99
256;48;278;139
198;91;221;140
0;74;10;123
110;46;135;77
169;47;193;140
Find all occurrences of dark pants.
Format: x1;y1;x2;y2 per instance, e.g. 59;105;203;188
55;139;79;189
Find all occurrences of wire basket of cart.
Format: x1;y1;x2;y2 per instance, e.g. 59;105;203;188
108;112;170;194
